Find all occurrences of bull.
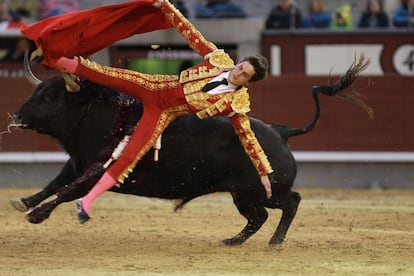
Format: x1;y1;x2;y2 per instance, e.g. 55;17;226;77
9;53;370;246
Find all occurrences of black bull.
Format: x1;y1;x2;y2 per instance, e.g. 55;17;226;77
9;55;370;246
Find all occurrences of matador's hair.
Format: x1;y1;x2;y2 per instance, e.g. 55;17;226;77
242;54;269;82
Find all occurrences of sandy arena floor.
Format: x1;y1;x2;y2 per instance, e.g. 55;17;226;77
1;188;413;275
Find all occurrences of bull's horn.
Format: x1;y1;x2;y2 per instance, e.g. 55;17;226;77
24;50;42;87
62;73;80;92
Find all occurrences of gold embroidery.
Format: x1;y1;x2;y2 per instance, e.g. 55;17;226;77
209;50;235;69
179;66;221;84
161;1;233;85
195;93;233;119
192;89;251;119
161;2;217;55
185;91;210;101
234;115;273;175
179;70;189;81
199;66;208;75
178;51;233;84
79;57;180;90
231;88;250;114
182;79;210;94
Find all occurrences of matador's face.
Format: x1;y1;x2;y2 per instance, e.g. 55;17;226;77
228;61;255;87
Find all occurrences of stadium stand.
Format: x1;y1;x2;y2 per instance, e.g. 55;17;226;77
79;0;401;22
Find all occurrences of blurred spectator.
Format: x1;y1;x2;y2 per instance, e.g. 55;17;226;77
265;0;303;29
37;0;79;20
302;0;331;28
358;0;389;28
171;0;188;18
8;0;38;22
392;0;414;27
0;0;33;63
0;37;34;62
331;4;352;30
195;0;246;18
0;0;21;23
0;0;8;21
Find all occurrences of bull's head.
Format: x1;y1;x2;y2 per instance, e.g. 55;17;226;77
9;51;41;130
13;53;88;135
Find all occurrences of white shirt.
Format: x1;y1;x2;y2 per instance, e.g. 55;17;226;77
205;71;238;95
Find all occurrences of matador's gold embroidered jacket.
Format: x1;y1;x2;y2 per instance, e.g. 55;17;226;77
160;1;273;176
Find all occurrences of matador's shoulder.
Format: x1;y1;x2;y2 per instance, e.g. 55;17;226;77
231;87;251;114
205;49;235;69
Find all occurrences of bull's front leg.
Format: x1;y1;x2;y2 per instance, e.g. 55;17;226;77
10;160;77;211
26;162;105;224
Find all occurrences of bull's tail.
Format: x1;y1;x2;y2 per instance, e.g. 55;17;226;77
316;53;373;117
274;53;372;141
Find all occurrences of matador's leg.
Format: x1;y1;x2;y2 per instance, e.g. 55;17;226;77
78;105;186;223
78;106;163;219
55;57;180;99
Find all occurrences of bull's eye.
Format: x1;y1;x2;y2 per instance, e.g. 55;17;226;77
42;90;58;103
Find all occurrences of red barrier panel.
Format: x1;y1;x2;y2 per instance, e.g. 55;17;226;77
249;75;414;151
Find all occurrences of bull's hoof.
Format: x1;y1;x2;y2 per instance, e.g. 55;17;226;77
9;199;28;212
269;236;285;246
76;199;90;224
222;238;244;246
25;209;48;224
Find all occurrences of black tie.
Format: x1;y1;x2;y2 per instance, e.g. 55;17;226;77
201;78;228;92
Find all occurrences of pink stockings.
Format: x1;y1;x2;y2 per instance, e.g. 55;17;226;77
81;172;115;213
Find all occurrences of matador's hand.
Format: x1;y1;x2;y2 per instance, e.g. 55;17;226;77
260;175;272;199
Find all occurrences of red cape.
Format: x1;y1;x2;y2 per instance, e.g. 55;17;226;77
21;0;173;68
